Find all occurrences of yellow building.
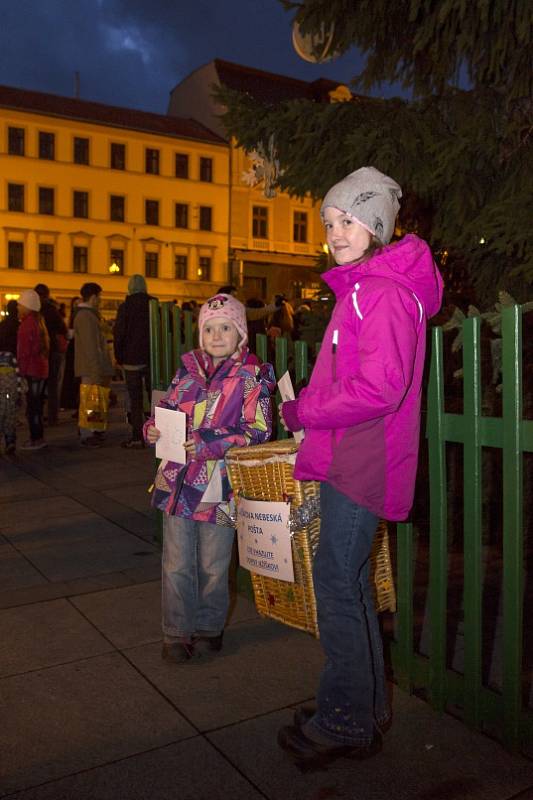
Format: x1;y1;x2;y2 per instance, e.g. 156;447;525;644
0;85;229;316
168;60;345;302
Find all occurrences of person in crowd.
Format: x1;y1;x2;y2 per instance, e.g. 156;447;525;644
74;283;114;447
218;285;284;322
114;275;154;449
245;297;267;353
17;289;50;451
34;284;68;426
60;297;81;412
0;300;20;355
144;293;275;664
0;303;23;455
278;167;443;769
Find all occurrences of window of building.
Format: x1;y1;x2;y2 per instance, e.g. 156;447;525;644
38;187;55;215
145;252;159;278
110;142;126;170
8;241;24;269
110;195;125;222
175;203;188;228
252;206;268;239
145;148;160;174
199;157;213;182
73;190;89;219
8;183;24;212
293;211;308;243
199;206;212;231
197;256;211;281
39;131;55;160
175;153;189;178
175;254;188;280
110;248;124;275
73;245;88;273
8;127;25;156
145;199;159;226
39;243;54;272
73;137;89;165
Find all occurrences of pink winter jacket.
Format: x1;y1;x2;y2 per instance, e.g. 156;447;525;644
282;234;443;521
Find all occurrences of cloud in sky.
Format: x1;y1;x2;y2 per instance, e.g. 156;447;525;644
0;0;403;113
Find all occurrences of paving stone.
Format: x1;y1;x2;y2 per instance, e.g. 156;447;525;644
0;598;112;676
126;618;324;731
208;696;533;800
0;543;47;592
1;513;134;552
2;737;263;800
71;581;162;649
0;496;88;528
0;572;134;610
103;484;156;518
0;652;195;795
20;532;159;582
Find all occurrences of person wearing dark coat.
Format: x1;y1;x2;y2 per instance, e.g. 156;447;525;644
114;275;154;448
0;300;19;356
35;283;68;425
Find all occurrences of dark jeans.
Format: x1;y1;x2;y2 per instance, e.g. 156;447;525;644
124;367;151;441
47;351;66;424
310;481;389;745
26;377;47;442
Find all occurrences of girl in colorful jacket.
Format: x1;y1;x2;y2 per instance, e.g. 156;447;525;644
144;294;275;664
278;167;443;768
17;289;50;451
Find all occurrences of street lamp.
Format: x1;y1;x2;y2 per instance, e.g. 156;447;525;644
109;261;120;274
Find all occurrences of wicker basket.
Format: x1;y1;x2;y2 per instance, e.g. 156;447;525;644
226;439;396;637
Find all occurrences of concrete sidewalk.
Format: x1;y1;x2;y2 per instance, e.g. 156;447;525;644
1;404;532;799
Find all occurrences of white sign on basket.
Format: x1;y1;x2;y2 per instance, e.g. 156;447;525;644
237;498;294;583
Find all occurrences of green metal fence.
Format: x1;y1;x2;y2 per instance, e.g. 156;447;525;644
149;300;533;751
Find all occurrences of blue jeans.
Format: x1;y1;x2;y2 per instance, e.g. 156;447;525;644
310;481;390;745
162;515;235;639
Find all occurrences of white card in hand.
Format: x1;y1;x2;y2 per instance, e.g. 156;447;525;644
155;407;187;463
278;371;304;444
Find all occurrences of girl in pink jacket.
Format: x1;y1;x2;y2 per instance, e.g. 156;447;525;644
278;167;443;769
17;290;49;451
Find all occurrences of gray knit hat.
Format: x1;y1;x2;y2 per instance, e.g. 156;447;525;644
321;166;402;244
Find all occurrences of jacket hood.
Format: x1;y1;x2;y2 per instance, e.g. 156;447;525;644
124;292;152;311
323;234;443;319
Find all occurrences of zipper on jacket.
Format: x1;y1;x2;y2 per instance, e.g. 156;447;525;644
331;329;338;452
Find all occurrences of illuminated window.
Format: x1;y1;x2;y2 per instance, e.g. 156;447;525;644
175;153;189;178
74;137;89;165
145;252;159;278
110;248;124;275
198;256;211;281
73;191;89;219
199;157;213;182
252;206;268;239
8;183;24;212
175;254;187;279
39;244;54;272
293;211;308;243
8;241;24;269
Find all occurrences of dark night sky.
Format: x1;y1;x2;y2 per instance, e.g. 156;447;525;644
0;0;405;115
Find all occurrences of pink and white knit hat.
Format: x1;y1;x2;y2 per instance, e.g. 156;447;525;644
198;293;248;350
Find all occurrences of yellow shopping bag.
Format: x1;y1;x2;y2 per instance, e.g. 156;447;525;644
78;384;110;431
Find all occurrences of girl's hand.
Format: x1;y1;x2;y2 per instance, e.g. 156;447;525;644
279;403;289;432
183;438;196;454
145;424;161;444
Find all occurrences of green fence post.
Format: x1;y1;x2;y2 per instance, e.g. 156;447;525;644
160;302;173;387
395;521;414;692
502;305;523;750
183;310;194;353
462;317;483;728
275;336;288;439
255;333;268;364
172;305;182;370
149;298;162;390
294;340;308;386
426;326;448;712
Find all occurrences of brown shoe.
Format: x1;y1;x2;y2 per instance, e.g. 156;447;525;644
161;639;196;664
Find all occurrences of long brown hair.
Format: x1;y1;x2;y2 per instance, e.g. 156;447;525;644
326;234;384;268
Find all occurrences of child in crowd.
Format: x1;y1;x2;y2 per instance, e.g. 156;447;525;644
17;290;50;451
144;293;275;663
0;312;22;454
278;167;443;769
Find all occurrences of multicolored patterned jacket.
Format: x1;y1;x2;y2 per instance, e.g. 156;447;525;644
144;347;275;523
